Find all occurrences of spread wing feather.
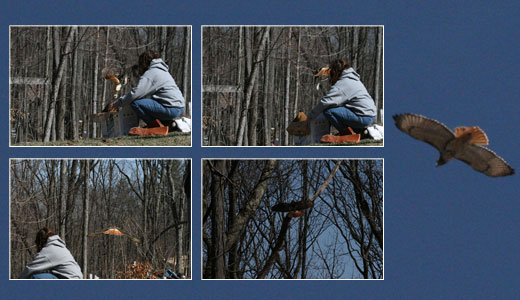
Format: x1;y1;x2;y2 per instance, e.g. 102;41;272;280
272;200;314;212
454;145;515;177
393;113;455;151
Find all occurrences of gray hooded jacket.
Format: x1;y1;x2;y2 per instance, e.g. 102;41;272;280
19;235;83;279
116;58;185;108
308;68;376;120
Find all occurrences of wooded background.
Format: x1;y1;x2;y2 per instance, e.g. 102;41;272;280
10;159;191;279
10;26;191;144
203;159;383;279
202;26;383;146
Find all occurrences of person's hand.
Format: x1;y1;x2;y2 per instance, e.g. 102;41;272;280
103;101;118;112
109;100;119;111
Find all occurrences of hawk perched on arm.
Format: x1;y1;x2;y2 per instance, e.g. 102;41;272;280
393;113;514;177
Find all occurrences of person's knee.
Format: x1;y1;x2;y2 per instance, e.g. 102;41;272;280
31;273;58;279
323;108;334;119
130;100;140;109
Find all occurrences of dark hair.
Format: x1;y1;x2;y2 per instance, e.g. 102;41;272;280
138;50;161;75
35;228;56;252
329;59;350;85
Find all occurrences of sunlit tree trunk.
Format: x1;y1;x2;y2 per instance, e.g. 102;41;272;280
262;28;270;145
283;27;292;146
236;29;269;146
70;28;79;140
43;27;74;142
82;160;90;278
91;27;100;139
183;27;191;116
59;159;67;237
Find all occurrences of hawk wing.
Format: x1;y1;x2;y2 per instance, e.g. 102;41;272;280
272;200;313;212
393;113;455;152
88;227;140;243
454;144;515;177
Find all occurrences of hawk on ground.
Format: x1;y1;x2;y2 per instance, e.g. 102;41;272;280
393;113;514;177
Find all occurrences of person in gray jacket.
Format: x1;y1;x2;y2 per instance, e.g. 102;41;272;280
108;50;185;133
19;228;83;279
307;59;376;143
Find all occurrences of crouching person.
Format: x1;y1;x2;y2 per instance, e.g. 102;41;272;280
107;50;185;136
308;59;376;143
19;228;83;279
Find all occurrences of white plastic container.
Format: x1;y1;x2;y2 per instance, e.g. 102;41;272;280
95;105;139;138
293;113;330;146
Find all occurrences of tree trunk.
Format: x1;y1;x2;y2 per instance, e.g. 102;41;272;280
352;27;359;70
248;81;258;146
70;28;79;140
43;26;74;142
161;26;168;59
293;28;302;116
65;159;79;243
262;28;271;145
59;159;68;237
225;159;276;250
91;27;100;139
183;27;191;116
234;27;244;141
56;71;66;141
81;160;90;278
42;27;52;140
236;29;269;146
209;160;226;278
283;27;292;146
374;27;383;123
101;27;110;113
176;196;185;275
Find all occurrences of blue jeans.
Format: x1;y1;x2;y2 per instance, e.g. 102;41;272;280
130;99;184;125
323;106;375;131
31;273;58;279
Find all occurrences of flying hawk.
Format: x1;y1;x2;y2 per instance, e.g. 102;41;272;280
88;227;140;243
393;113;514;177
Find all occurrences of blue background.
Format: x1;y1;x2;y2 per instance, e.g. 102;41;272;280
2;0;519;299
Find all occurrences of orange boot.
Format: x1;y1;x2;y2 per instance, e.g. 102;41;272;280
144;119;164;128
320;127;361;144
129;126;169;136
129;119;169;136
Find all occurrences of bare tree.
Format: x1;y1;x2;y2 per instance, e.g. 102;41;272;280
11;26;192;144
81;160;90;278
203;159;383;279
203;26;383;146
43;26;75;142
235;28;269;146
10;159;191;279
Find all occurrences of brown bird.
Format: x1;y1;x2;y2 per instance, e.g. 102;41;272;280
88;227;140;243
287;211;304;218
272;199;314;213
394;113;514;177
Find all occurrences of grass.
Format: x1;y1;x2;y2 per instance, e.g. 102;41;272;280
311;138;383;146
13;132;191;146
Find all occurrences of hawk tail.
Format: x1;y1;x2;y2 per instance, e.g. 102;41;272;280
287;211;303;218
454;126;488;145
105;74;120;85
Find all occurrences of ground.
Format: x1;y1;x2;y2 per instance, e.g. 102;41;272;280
14;132;191;146
311;138;383;146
